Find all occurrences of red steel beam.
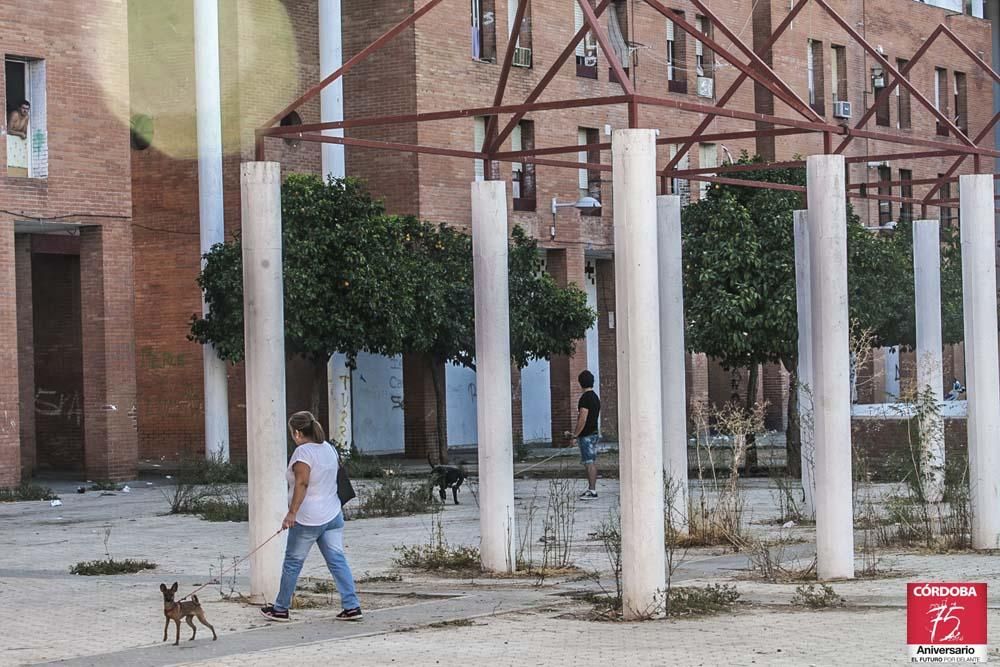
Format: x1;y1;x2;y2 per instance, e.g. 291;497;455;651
635;95;839;133
685;0;822;123
923;112;1000;203
483;0;530;179
578;0;634;97
261;0;445;130
813;0;975;149
832;25;944;154
661;0;811;174
644;0;821;125
488;0;615;153
261;95;632;136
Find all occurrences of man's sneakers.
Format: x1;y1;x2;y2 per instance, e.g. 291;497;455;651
579;489;598;500
259;605;290;622
336;607;364;621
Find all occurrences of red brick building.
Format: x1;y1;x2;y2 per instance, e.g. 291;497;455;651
1;0;994;483
2;0;137;485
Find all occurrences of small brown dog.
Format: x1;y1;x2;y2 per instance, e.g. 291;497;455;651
160;582;217;646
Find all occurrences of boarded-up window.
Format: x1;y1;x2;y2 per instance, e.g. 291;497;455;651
899;169;913;224
935;68;949;136
954;71;968;135
512;120;536;211
896;58;911;130
807;39;825;115
878;166;892;225
831;45;847;102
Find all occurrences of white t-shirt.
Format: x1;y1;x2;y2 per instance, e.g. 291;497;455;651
286;441;342;526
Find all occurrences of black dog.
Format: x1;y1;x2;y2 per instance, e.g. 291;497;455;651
428;458;466;505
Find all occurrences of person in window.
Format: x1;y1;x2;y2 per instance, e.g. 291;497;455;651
567;370;601;500
6;100;30;177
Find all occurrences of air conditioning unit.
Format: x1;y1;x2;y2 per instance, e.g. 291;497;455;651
833;100;852;119
696;76;714;98
513;46;532;68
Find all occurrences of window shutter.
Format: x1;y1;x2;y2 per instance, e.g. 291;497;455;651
575;2;585;57
512;122;523;173
578;128;589;189
666;18;674;41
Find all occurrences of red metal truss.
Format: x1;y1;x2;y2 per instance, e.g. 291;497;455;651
257;0;1000;211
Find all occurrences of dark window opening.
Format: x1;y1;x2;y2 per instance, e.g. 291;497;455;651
899;168;913;224
472;0;497;62
5;56;47;178
940;176;954;227
832;45;847;102
666;10;687;93
935;68;949;136
512;120;536;212
280;111;302;148
509;0;533;67
575;0;598;78
878;166;892;225
807;39;825;115
897;58;911;130
608;0;630;84
954;71;968;136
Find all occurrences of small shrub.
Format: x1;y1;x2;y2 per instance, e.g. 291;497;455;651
356;474;438;518
791;583;843;609
193;497;249;522
90;480;123;491
667;584;741;617
70;559;157;575
394;516;480;571
0;482;59;502
178;455;248;485
345;446;392;479
356;572;403;584
593;509;623;608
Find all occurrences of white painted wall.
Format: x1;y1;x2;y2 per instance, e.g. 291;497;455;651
884;346;901;401
521;359;551;442
446;362;478;446
351;353;404;453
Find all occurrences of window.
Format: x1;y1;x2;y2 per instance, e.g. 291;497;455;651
934;68;949;136
508;0;532;66
471;0;497;62
831;45;847;103
512;120;536;211
666;12;688;93
875;54;891;127
877;166;892;225
578;127;601;216
698;142;717;199
899;169;913;224
896;58;911;130
474;116;487;181
695;16;713;81
954;71;968;135
807;39;825;115
608;0;630;84
575;1;598;78
668;144;690;206
5;56;47;178
939;175;954;227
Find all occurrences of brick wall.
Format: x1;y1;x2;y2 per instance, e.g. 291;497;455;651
547;247;590;446
596;258;618;439
403;353;447;462
0;223;20;488
14;235;34;478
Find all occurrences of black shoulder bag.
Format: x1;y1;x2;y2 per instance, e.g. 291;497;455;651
333;444;357;506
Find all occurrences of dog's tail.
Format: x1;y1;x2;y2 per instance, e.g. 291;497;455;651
191;595;200;606
427;453;435;471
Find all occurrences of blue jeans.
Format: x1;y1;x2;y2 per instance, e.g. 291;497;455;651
274;513;360;612
578;433;600;464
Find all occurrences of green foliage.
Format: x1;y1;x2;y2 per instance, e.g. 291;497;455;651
354;474;439;518
70;559;158;576
394;515;481;571
682;154;964;378
0;482;59;502
791;583;844;609
191;175;595;372
668;584;742;617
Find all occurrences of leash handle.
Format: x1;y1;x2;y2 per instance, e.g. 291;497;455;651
179;527;285;601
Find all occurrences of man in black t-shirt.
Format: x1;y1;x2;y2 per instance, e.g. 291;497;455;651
568;370;601;500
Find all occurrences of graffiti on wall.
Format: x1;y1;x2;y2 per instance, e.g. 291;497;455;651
35;388;83;425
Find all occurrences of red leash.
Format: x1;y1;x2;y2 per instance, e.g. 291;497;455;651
179;527;286;601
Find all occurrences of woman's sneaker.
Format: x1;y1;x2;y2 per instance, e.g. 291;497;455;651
336;607;363;621
260;605;290;622
579;489;598;500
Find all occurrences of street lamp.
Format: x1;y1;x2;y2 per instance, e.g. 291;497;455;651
550;195;602;240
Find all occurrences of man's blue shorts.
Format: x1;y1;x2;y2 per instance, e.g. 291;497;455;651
578;433;600;464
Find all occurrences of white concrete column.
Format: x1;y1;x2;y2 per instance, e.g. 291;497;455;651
806;155;854;580
471;180;516;572
793;210;816;517
195;0;230;461
657;195;688;532
241;162;289;602
320;0;352;447
960;174;1000;550
913;219;945;503
613;129;666;618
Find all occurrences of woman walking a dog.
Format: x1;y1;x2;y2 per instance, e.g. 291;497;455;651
260;411;362;622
